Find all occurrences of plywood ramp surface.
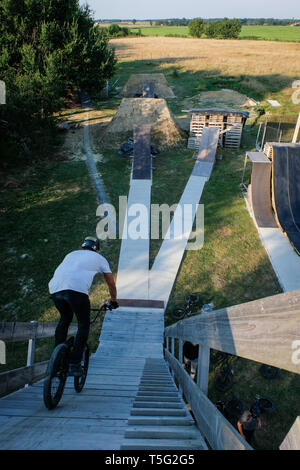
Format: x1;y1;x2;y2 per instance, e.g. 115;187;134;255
247;160;277;228
272;144;300;255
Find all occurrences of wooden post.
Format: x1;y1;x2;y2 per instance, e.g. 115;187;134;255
178;339;183;396
25;321;38;387
292;113;300;143
171;338;175;378
197;342;210;395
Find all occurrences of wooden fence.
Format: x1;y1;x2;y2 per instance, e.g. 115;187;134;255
0;321;77;396
164;288;300;450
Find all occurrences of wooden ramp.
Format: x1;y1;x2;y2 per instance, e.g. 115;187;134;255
0;308;206;450
149;127;220;304
272;144;300;255
246;152;277;228
116;124;152;300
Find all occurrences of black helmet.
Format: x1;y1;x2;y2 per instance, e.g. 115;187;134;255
81;236;99;251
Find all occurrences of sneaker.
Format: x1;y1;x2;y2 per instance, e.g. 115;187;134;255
68;362;83;377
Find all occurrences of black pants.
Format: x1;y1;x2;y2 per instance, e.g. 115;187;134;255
51;290;90;363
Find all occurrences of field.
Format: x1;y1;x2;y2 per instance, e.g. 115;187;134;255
1;36;300;449
128;25;300;42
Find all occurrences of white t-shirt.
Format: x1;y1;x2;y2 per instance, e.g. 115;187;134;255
49;250;112;295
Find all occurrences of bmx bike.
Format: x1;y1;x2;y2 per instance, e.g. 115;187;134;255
43;301;114;410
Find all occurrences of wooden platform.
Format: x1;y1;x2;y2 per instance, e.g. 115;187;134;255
0;308;207;450
187;108;248;150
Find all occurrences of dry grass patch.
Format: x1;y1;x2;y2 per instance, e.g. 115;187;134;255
111;37;300;78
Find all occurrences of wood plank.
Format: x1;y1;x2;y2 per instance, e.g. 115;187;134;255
0;361;48;396
118;299;164;309
0;321;77;342
132;124;152;180
0;415;127;450
279;417;300;450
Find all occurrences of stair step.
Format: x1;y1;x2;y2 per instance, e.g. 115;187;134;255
135;396;180;402
137;391;178;397
128;416;194;426
124;426;200;439
133;401;184;409
120;438;208;450
140;380;174;384
131;408;187;416
139;386;177;392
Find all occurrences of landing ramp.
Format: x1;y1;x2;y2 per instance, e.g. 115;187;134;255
272;144;300;255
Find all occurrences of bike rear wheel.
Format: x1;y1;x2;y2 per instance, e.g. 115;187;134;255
257;396;275;413
259;364;279;380
43;343;68;410
214;368;234;392
224;398;245;417
74;344;90;393
170;306;186;320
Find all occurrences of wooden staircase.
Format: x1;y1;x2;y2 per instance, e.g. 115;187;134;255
121;358;207;449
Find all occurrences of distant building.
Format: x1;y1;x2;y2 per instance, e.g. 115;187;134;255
290;22;300;27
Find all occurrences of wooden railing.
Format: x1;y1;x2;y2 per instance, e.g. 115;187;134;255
0;321;77;396
164;289;300;450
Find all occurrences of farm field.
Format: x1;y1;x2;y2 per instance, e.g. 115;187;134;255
128;24;300;42
1;35;300;449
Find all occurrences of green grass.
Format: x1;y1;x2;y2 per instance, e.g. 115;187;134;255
130;25;300;42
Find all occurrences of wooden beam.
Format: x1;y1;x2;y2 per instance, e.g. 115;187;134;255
280;417;300;450
164;349;252;450
197;342;210;395
165;289;300;374
0;322;78;343
117;299;164;309
0;361;48;396
292;113;300;143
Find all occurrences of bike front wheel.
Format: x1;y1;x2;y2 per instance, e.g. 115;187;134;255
43;343;68;410
74;344;90;393
257;396;275;413
170;306;186;320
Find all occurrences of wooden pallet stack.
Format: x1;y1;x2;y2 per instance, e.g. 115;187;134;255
187;108;249;150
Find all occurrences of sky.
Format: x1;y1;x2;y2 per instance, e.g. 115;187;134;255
79;0;300;20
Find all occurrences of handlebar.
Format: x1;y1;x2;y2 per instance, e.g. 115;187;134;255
90;300;119;324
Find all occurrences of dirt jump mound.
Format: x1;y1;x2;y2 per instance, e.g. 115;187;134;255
121;74;175;98
99;98;185;148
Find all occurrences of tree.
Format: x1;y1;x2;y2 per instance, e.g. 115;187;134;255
132;19;136;25
188;18;205;38
217;18;242;39
0;0;117;155
108;23;121;36
205;18;242;39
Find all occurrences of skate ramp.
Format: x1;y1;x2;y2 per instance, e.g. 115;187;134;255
272;144;300;255
246;152;277;228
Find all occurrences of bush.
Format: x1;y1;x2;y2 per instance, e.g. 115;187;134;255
189;18;205;38
205;19;242;39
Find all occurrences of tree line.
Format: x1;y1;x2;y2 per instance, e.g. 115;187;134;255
152;18;299;27
0;0;117;160
189;18;242;39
